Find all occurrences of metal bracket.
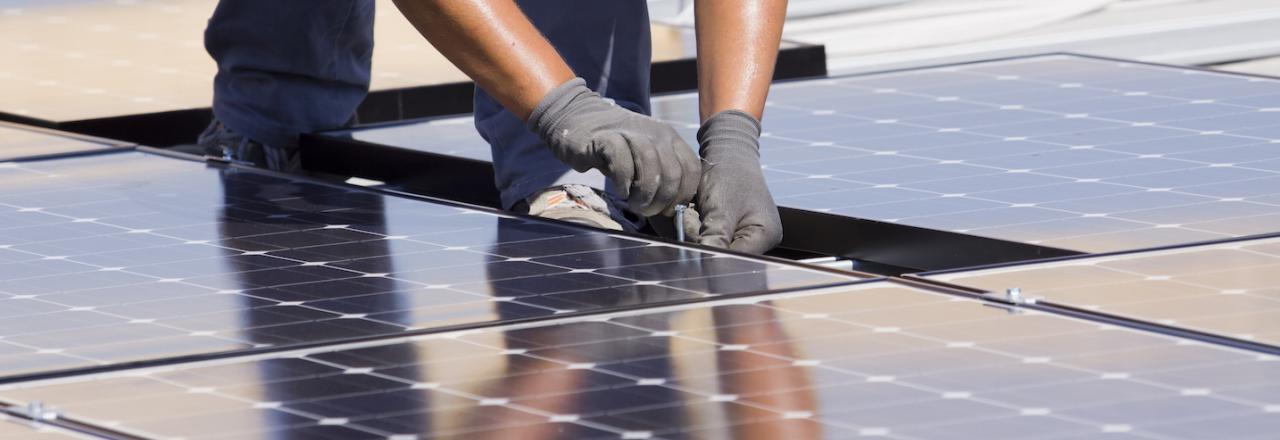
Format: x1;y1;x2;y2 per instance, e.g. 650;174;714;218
1006;287;1023;305
23;401;59;422
1001;287;1038;307
979;287;1039;315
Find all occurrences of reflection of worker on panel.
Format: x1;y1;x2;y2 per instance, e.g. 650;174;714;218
214;170;430;440
473;232;817;439
198;0;788;255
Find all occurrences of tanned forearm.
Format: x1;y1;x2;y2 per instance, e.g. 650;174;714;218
694;0;788;121
391;0;574;120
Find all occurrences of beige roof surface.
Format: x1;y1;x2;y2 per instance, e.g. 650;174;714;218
0;0;696;122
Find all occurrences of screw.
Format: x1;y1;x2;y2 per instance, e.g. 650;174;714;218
1006;287;1023;305
26;401;58;422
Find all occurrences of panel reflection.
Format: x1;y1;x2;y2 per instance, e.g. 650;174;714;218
4;284;1273;439
217;169;428;440
209;171;824;439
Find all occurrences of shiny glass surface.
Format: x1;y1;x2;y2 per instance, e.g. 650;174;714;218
0;125;118;162
2;282;1275;439
0;152;861;379
934;237;1280;348
329;54;1280;253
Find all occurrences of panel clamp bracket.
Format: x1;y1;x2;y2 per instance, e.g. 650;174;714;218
23;401;59;422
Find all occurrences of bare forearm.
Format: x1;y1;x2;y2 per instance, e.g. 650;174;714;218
391;0;574;120
694;0;788;121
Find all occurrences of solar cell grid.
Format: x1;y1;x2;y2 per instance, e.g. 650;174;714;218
931;236;1280;348
0;151;861;380
327;54;1280;254
2;282;1276;439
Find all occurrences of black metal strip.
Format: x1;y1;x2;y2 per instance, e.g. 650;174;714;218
778;207;1080;273
56;108;212;152
0;113;56;130
301;134;501;207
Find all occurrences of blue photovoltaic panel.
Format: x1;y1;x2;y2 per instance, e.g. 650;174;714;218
0;124;123;162
326;54;1280;253
0;151;862;380
933;236;1280;348
1;281;1275;439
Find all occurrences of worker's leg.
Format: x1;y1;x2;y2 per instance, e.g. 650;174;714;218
475;0;653;225
201;0;375;171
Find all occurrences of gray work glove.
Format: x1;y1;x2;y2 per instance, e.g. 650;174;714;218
528;78;701;217
695;110;783;254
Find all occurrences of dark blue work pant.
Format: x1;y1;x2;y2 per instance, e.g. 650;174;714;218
206;0;652;209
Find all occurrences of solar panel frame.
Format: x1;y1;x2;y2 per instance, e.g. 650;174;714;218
0;147;872;385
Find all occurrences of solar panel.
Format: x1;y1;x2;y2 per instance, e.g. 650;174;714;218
0;123;125;162
326;54;1280;254
930;236;1280;348
2;281;1275;439
0;151;863;381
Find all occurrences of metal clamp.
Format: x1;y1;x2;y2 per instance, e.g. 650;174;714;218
1002;287;1038;306
1006;287;1023;304
24;401;58;422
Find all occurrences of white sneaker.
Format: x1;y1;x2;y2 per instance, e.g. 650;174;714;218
525;184;623;231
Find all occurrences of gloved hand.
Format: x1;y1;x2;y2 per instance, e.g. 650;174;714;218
695;110;783;254
527;78;701;217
